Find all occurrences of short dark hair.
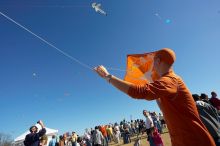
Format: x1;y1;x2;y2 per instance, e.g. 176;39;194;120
200;93;208;100
192;94;200;101
211;91;217;96
77;137;82;143
59;135;63;140
29;126;38;132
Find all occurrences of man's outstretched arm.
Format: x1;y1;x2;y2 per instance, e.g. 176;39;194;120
94;65;173;100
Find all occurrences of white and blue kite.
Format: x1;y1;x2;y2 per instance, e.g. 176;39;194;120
92;2;107;16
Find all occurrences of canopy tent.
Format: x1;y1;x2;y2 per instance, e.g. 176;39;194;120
14;127;58;146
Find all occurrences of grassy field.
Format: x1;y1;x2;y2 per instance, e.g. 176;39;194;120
110;131;171;146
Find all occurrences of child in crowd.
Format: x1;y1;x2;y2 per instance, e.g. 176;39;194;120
39;134;48;146
152;127;164;146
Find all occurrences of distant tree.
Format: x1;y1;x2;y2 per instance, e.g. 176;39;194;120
0;133;12;146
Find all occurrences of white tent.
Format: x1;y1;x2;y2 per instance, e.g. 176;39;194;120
14;127;58;146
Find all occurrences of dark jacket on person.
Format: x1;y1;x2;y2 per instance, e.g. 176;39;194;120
196;101;220;140
24;128;46;146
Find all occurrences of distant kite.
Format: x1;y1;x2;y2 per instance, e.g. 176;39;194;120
92;2;107;16
154;13;171;24
33;73;37;77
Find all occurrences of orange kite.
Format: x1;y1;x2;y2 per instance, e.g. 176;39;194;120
124;52;156;84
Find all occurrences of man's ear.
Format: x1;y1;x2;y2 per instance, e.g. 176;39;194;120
155;58;161;64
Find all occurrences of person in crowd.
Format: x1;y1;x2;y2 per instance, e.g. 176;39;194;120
106;125;113;143
40;134;48;146
99;125;108;146
143;110;154;141
151;112;162;134
200;93;210;104
92;126;103;146
209;91;220;111
114;123;120;144
84;129;92;146
134;120;139;136
59;134;67;146
71;132;78;146
192;94;220;146
76;137;85;146
137;119;145;137
59;135;64;146
94;48;215;146
24;120;46;146
152;127;164;146
49;135;57;146
158;113;166;130
130;120;136;136
121;125;131;144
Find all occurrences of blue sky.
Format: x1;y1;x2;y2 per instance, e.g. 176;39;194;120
0;0;220;139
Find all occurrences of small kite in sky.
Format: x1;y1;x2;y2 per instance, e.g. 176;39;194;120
92;2;107;16
33;73;37;77
155;13;171;24
154;13;162;20
165;19;171;24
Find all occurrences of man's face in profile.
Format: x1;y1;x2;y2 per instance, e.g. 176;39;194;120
143;111;147;116
153;57;160;73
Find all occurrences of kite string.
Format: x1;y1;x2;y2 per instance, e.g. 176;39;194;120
0;11;127;72
0;5;91;8
0;11;93;70
105;67;130;72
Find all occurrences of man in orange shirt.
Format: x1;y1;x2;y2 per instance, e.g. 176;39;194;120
99;125;108;146
94;48;216;146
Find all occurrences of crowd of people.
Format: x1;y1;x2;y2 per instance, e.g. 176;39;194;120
23;91;220;146
23;110;167;146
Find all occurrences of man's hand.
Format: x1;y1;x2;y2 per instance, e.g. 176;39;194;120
94;65;131;95
94;65;110;79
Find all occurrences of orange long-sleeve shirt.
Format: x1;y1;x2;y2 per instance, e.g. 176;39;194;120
99;126;107;137
128;71;216;146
